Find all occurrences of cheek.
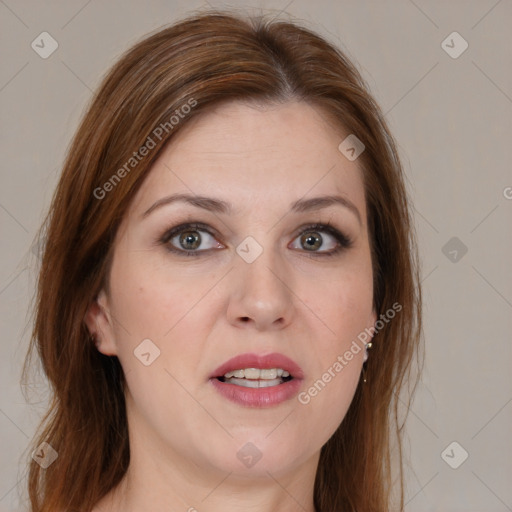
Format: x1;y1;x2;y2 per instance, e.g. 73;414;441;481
304;262;374;346
295;260;372;429
292;345;362;465
297;300;365;426
107;254;226;401
108;248;216;340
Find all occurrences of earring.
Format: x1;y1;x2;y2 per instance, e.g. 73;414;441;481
363;342;372;383
363;341;372;363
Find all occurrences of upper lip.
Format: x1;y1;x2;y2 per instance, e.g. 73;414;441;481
210;352;304;380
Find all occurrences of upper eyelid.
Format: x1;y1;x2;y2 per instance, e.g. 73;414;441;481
161;222;218;241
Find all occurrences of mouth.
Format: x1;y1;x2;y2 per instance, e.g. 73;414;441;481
216;367;294;388
209;352;303;407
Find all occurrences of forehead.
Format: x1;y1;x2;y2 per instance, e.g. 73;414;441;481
128;100;367;221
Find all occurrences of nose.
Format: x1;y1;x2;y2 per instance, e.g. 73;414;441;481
226;248;295;331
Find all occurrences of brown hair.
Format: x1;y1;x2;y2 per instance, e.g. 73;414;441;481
24;8;422;512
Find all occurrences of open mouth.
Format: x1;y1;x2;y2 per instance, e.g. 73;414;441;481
210;353;303;406
216;367;294;388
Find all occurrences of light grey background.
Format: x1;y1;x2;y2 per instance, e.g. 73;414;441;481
1;1;511;511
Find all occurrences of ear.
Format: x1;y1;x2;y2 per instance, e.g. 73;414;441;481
84;289;118;356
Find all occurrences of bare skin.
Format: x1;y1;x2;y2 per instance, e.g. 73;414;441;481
86;100;376;512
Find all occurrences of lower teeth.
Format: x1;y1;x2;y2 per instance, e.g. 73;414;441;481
224;377;284;388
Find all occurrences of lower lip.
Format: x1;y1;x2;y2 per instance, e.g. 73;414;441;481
210;377;302;408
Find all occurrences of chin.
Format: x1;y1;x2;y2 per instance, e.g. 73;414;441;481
200;433;312;479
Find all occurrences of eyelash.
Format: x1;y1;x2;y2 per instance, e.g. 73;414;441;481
158;221;353;258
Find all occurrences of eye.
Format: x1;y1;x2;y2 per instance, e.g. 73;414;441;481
159;221;352;258
160;223;224;256
289;223;352;257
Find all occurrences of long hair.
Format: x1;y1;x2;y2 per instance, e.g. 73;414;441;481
24;9;422;512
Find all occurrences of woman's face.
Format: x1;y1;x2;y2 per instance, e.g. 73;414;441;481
87;100;376;482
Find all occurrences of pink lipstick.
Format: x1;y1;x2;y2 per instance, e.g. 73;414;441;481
209;352;304;408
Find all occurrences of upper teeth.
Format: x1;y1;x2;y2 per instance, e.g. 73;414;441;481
223;368;290;379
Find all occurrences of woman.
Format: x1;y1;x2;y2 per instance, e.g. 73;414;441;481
25;9;422;512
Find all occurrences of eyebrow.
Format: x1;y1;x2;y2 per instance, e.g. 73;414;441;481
142;193;362;225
